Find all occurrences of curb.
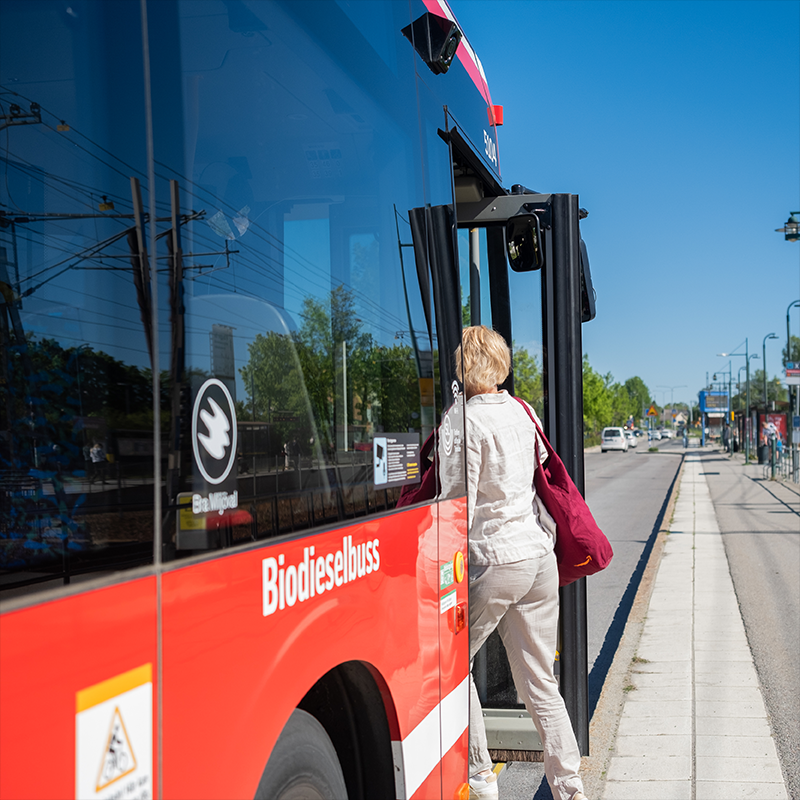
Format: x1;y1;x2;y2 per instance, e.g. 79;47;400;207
580;453;686;799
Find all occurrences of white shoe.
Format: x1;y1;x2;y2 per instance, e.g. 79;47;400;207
468;769;499;799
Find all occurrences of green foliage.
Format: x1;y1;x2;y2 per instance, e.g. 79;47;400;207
462;296;471;327
4;337;161;451
239;285;422;453
623;376;651;418
512;344;543;418
747;369;787;405
783;335;800;365
581;355;653;441
582;355;613;435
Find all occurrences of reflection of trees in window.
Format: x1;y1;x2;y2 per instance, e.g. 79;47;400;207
239;331;310;452
239;286;424;458
1;337;165;575
4;337;158;452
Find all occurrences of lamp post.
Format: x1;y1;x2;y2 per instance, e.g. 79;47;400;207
763;333;778;410
712;365;732;452
737;366;747;410
719;340;759;462
786;300;800;450
786;300;800;367
746;353;759;459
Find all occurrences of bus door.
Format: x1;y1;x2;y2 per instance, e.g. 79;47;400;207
455;189;596;758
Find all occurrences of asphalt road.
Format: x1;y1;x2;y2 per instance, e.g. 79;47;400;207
701;452;800;800
499;437;684;800
584;437;684;711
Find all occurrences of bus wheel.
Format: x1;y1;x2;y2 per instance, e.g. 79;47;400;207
254;709;347;800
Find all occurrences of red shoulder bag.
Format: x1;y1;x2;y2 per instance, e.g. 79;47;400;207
514;397;613;586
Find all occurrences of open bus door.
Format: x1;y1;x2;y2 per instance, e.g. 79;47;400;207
445;123;596;757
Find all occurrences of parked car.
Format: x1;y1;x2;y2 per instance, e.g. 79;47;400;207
649;430;661;441
661;429;674;439
601;427;629;452
624;430;637;448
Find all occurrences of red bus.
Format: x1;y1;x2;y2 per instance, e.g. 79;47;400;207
0;1;594;798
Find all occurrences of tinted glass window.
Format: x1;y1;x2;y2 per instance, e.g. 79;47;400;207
0;0;156;597
507;265;544;419
0;0;465;590
151;0;448;557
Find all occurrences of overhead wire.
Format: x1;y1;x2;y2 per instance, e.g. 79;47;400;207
2;86;421;349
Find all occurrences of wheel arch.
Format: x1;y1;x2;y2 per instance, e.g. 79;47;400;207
296;660;399;800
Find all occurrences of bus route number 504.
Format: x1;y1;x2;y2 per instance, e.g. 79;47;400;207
484;130;497;166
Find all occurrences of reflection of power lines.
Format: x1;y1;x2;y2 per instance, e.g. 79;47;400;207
0;101;42;132
1;87;416;352
2;88;409;342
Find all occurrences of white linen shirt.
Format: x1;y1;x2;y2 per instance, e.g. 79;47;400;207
466;390;556;565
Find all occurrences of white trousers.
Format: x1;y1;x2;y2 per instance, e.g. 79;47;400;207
469;551;585;800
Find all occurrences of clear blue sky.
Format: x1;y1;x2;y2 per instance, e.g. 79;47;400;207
451;0;800;409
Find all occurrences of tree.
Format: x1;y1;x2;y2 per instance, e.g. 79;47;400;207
461;296;471;327
782;335;800;365
512;344;543;417
240;331;310;450
749;369;787;406
623;376;652;421
239;285;424;455
582;355;613;437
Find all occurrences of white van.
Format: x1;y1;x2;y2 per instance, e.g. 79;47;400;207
601;427;629;452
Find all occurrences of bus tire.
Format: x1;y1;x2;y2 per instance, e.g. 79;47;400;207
255;709;348;800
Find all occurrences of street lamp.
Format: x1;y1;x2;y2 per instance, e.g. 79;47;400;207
737;365;747;409
786;300;800;367
712;365;733;452
763;333;778;409
775;211;800;242
719;340;759;462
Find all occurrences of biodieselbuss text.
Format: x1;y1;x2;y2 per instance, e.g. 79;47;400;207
262;536;381;615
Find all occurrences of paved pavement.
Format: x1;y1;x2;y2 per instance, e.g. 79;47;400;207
600;448;794;800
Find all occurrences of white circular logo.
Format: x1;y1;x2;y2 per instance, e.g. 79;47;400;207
191;378;237;485
442;413;454;456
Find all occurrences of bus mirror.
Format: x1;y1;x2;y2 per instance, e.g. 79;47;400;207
506;213;543;271
579;238;597;322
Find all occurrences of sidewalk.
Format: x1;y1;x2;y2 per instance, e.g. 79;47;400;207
600;449;791;800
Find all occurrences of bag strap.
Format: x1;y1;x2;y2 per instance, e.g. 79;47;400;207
513;396;546;467
419;429;436;462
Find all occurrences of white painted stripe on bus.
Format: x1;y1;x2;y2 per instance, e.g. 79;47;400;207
440;674;470;760
392;675;469;799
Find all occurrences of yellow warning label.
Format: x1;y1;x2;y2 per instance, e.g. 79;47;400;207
178;491;205;531
96;707;137;792
76;664;152;713
76;664;152;800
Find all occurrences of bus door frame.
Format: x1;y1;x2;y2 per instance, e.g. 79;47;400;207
455;192;590;756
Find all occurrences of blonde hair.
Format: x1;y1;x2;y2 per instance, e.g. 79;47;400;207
455;325;511;395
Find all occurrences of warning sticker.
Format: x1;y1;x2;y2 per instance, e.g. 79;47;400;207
76;664;152;800
440;589;457;615
440;561;454;591
372;433;421;489
96;708;136;792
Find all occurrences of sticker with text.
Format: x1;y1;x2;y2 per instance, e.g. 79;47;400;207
76;665;152;800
